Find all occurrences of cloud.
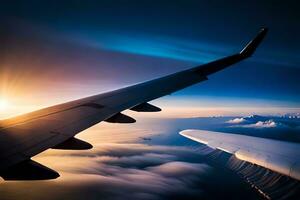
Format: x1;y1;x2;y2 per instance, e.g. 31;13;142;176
148;161;210;178
0;143;212;200
226;118;246;124
231;120;277;128
251;120;277;128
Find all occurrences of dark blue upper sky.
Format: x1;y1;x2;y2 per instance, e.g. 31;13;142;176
0;0;299;112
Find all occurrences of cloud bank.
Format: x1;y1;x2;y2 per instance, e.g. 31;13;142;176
0;143;213;200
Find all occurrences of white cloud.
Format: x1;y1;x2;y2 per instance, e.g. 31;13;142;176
233;120;277;128
226;118;246;124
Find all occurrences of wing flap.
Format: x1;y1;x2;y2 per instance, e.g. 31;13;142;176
130;102;161;112
105;113;136;123
52;137;92;150
180;129;300;181
0;159;59;180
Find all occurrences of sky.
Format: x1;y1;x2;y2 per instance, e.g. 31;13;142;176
0;0;299;118
0;1;300;199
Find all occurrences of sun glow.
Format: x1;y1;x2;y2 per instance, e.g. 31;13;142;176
0;99;9;110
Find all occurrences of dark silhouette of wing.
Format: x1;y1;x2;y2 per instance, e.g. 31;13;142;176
0;28;267;180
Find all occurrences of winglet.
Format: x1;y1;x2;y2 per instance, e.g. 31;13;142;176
240;27;268;57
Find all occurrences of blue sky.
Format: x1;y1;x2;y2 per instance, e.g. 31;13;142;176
0;0;299;116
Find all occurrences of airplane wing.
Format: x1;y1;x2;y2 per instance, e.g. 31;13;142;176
180;129;300;181
0;28;268;180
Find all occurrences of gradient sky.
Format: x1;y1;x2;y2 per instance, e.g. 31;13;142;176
0;0;299;118
1;2;300;199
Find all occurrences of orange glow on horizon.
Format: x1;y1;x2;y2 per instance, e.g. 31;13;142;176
0;63;299;120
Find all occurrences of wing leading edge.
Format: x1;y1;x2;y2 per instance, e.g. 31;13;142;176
0;28;268;180
180;130;300;181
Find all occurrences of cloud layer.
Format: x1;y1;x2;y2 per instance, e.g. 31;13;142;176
0;143;213;200
2;115;292;200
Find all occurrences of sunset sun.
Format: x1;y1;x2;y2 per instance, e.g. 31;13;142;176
0;99;9;110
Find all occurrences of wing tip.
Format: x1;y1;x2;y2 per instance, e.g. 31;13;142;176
240;27;268;57
179;129;195;137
